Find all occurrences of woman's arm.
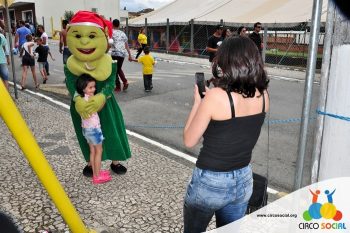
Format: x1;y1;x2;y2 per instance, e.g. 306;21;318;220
183;86;212;148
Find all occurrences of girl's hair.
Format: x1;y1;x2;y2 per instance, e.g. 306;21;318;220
213;36;269;97
76;74;96;97
25;34;32;41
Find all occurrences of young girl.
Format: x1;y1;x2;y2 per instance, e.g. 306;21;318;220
76;74;112;184
20;34;39;90
35;37;55;84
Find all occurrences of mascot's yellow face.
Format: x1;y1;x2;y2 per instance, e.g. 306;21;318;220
67;25;107;62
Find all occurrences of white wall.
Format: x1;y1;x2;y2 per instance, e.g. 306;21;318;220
318;44;350;181
33;0;119;36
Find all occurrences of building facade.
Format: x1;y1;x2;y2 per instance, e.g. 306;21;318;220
1;0;120;36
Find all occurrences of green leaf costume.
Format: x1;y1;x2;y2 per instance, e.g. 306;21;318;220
65;63;131;161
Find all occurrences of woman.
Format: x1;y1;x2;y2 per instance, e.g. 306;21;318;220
237;26;248;36
111;19;132;92
135;27;147;59
183;36;269;232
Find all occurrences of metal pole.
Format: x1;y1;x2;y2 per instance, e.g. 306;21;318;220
263;26;267;63
166;18;169;52
125;18;129;39
0;82;90;233
294;0;323;190
311;0;335;183
145;18;148;46
190;19;194;53
5;0;18;99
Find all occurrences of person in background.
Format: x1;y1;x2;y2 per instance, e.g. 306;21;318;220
222;27;234;39
131;46;155;92
0;31;10;90
205;24;223;87
59;19;71;65
28;21;35;36
249;22;263;54
37;25;50;75
14;20;31;57
111;19;132;92
35;37;55;84
237;26;248;37
183;36;269;232
135;27;147;59
20;34;38;90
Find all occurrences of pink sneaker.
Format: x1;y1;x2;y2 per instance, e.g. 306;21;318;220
92;174;111;184
100;170;111;178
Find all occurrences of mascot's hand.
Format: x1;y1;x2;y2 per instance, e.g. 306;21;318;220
75;96;90;119
86;93;106;114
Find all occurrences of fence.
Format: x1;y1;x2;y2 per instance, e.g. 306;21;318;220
125;20;325;69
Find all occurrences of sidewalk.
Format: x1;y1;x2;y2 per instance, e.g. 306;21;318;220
0;90;203;232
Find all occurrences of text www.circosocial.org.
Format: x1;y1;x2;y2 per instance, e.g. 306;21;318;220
256;213;298;218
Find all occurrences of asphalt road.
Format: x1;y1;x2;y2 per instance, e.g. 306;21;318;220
9;40;320;193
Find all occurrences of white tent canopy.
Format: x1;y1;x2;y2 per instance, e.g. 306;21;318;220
128;0;328;26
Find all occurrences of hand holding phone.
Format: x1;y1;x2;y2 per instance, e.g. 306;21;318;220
195;72;206;98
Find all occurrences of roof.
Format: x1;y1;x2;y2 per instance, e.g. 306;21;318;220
128;0;329;27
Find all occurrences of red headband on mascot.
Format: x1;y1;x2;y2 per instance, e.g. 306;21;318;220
69;10;113;39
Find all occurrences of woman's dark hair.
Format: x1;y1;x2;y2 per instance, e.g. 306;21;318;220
237;26;245;35
221;28;227;39
76;74;96;97
213;36;269;97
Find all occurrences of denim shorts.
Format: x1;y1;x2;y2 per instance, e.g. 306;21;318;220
38;62;46;70
0;63;9;81
184;164;253;232
82;127;104;145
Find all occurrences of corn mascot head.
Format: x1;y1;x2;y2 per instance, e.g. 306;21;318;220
66;11;113;80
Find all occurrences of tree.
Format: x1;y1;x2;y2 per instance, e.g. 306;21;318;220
64;10;74;22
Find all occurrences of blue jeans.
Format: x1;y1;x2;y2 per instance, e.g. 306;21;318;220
0;63;9;81
183;165;253;233
63;47;71;64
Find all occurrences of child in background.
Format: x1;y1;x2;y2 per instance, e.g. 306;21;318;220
76;74;112;184
131;46;155;92
35;37;55;84
20;34;38;90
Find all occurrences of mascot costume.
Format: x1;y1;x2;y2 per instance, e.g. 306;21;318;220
64;11;131;177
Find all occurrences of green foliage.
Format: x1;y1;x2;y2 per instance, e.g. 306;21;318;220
64;10;74;22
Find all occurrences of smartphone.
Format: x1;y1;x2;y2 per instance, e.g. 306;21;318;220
195;72;206;98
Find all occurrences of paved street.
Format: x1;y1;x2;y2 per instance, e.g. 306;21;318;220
1;39;321;232
0;89;202;232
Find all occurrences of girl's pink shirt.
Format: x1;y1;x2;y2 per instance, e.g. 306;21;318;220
81;94;101;128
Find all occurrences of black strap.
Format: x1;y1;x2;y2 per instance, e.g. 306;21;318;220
262;93;265;113
226;91;235;118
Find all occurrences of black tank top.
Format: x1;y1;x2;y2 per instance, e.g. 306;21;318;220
196;91;266;171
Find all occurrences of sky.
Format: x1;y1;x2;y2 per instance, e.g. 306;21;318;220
120;0;174;12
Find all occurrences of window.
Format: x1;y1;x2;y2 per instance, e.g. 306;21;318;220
22;10;33;24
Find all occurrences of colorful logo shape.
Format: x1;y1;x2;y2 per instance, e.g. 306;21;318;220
303;189;342;221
